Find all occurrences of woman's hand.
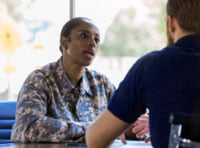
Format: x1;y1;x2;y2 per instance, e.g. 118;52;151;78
131;113;150;142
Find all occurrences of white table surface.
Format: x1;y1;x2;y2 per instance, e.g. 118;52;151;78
0;140;153;148
110;140;153;148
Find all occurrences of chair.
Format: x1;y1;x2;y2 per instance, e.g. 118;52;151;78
168;112;200;148
0;101;16;144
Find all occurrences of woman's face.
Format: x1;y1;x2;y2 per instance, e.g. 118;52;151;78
62;20;100;67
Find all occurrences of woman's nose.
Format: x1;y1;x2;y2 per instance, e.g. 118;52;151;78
88;38;97;47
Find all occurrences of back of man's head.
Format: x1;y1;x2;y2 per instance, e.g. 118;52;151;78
167;0;200;34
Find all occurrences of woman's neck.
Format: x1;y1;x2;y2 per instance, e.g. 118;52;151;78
62;58;84;87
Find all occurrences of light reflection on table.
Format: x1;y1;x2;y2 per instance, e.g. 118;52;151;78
111;140;152;148
0;140;153;148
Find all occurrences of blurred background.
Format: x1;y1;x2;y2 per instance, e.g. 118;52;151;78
0;0;166;100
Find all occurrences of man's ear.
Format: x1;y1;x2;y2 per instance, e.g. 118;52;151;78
60;36;69;50
167;15;175;34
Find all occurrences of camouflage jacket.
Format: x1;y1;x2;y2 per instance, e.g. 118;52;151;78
11;57;115;143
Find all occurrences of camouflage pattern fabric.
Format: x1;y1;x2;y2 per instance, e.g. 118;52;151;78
11;57;115;143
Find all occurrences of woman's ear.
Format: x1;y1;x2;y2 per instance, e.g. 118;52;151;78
60;36;69;50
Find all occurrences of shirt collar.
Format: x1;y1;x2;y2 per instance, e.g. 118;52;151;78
56;58;93;96
174;35;200;52
82;68;93;96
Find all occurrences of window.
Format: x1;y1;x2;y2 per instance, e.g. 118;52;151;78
0;0;166;100
75;0;166;85
0;0;68;100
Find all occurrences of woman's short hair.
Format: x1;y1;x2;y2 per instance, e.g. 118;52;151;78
59;17;93;53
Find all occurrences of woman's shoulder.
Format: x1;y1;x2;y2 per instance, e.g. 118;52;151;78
85;68;108;79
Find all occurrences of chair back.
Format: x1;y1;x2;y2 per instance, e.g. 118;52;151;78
0;101;16;144
168;112;200;148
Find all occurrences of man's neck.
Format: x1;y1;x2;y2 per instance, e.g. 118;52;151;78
172;18;195;43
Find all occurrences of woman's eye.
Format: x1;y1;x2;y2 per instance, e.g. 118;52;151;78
80;33;88;38
80;32;100;44
95;37;100;44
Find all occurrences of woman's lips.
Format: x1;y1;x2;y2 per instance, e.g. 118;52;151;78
83;50;95;58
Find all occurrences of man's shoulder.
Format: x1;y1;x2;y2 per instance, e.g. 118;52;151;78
138;47;172;63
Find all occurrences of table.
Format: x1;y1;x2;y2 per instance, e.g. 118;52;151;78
110;140;152;148
0;140;153;148
0;143;86;148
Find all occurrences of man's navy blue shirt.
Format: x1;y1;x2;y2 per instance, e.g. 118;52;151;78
108;35;200;148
